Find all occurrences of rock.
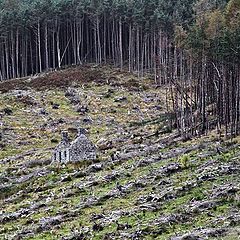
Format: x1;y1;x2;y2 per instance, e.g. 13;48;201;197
187;200;218;213
116;222;132;230
0;209;29;224
227;214;240;226
171;233;202;240
61;175;73;182
91;213;104;221
137;187;175;205
109;152;119;162
154;105;161;111
106;117;115;125
197;172;216;182
70;97;81;105
219;163;240;174
89;164;103;172
161;163;182;175
0;176;9;184
58;118;65;124
39;108;48;115
211;184;239;199
145;194;160;203
38;215;63;231
31;202;47;210
3;108;13;115
116;182;124;192
137;155;161;167
133;181;146;189
10;90;31;97
157;179;171;186
107;108;116;113
82;116;93;124
16;229;34;238
97;138;113;151
114;96;127;102
92;223;104;231
171;227;227;240
73;171;86;178
52;103;60;109
16;173;34;184
201;228;227;237
65;87;78;97
104;172;120;182
76;105;89;114
65;87;81;105
62;231;86;240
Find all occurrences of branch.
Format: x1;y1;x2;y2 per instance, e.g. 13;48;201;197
60;37;72;66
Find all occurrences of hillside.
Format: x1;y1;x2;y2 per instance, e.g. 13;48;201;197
0;66;240;240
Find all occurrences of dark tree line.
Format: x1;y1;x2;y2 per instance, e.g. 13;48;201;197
0;0;239;138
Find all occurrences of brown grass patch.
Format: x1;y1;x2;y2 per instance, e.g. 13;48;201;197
0;66;105;93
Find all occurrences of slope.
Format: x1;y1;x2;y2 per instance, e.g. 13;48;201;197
0;66;239;240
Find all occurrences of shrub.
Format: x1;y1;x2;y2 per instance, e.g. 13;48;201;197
179;154;190;169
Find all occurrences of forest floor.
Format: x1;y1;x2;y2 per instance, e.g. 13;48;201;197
0;65;240;240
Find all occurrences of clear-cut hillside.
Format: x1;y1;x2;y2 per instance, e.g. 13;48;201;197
0;66;239;240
